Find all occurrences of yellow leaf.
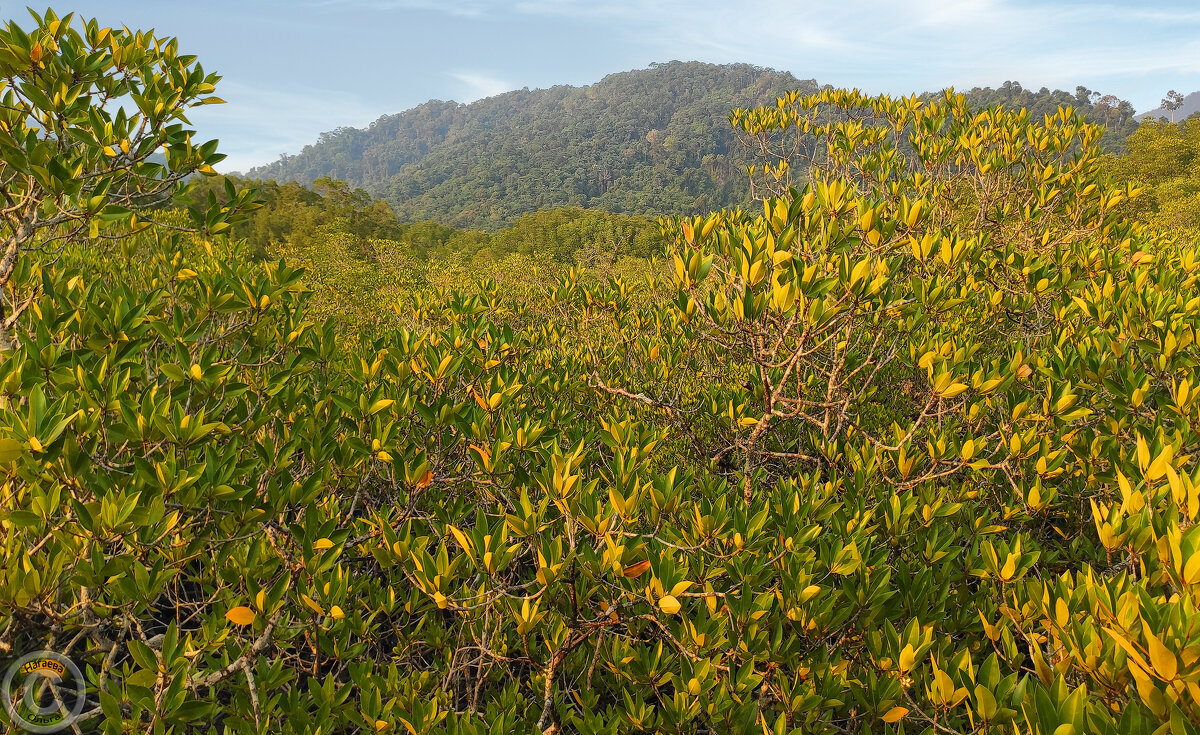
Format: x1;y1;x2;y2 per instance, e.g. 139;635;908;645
905;199;923;228
1137;434;1150;472
433;592;448;610
881;706;909;723
939;382;968;399
255;589;267;612
301;594;326;616
369;399;395;415
329;605;345;620
1147;447;1171;481
1104;627;1154;675
670;581;694;597
190;364;203;380
1183;554;1200;585
1000;553;1018;581
1147;633;1177;680
28;437;43;453
659;595;681;615
850;257;872;286
313;537;334;551
225;606;257;626
448;525;473;555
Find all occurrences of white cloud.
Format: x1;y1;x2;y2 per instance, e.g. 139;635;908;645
185;81;380;173
447;71;513;102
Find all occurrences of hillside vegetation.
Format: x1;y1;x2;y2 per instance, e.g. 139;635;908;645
248;63;1140;230
4;10;1200;735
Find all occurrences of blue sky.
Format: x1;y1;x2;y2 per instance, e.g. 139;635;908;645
22;0;1200;172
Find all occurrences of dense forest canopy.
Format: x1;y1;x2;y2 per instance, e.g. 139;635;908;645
248;63;1141;230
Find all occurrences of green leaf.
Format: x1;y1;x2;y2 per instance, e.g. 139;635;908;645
7;510;41;528
0;437;24;464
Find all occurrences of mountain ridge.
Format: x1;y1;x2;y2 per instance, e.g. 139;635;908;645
248;62;1141;230
1137;90;1200;122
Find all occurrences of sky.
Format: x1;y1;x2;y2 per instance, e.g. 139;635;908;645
18;0;1200;173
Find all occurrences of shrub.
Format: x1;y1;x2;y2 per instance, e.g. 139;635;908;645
3;20;1200;735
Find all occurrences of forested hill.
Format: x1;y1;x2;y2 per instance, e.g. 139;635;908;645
247;62;1140;230
249;62;815;229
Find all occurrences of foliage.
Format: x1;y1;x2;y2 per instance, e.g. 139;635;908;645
180;176;665;333
3;14;1200;735
0;8;253;349
1107;116;1200;236
957;82;1139;153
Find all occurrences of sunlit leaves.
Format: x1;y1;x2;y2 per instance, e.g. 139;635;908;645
5;65;1200;735
224;606;256;626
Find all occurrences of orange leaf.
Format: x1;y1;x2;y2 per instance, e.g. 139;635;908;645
416;470;433;489
225;606;257;626
622;560;651;578
29;44;42;63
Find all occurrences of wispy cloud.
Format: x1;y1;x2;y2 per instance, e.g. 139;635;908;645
447;71;513;102
508;0;1200;108
85;0;1200;162
186;81;380;173
299;0;486;15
